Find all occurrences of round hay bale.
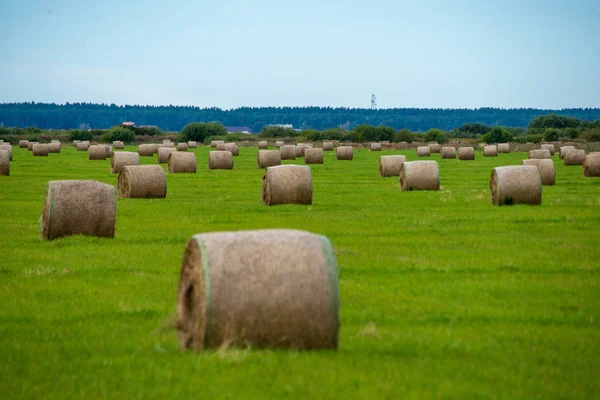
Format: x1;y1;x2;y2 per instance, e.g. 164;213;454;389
163;139;173;145
157;147;177;164
417;146;431;157
76;142;89;151
176;229;339;350
187;141;197;148
379;155;406;177
113;141;125;149
399;160;440;191
72;140;81;146
103;144;113;158
51;140;60;144
280;145;296;160
497;143;510;153
168;152;197;173
323;141;334;151
210;140;224;148
370;143;382;151
118;165;166;198
32;143;49;156
528;149;551;159
258;141;268;149
458;147;475;160
428;143;441;153
295;145;305;158
177;143;188;151
110;151;140;174
490;166;542;206
209;151;234;170
441;147;456;159
47;142;61;153
0;145;13;160
19;140;29;148
257;150;281;168
304;148;324;164
521;159;555;185
262;165;312;205
564;149;585;165
559;146;575;159
27;141;39;151
541;143;555;155
0;150;9;176
583;153;600;177
275;140;285;148
216;143;239;156
483;145;498;157
138;144;155;156
88;145;106;160
41;180;116;240
336;146;354;160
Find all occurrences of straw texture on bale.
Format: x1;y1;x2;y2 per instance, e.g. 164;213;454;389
483;145;498;157
370;143;382;151
138;144;155;156
32;143;49;156
27;141;39;151
177;143;188;151
187;141;197;148
118;165;167;198
323;142;334;151
490;166;542;206
417;146;431;157
110;151;140;174
257;150;281;168
76;142;89;151
0;150;9;175
279;145;296;160
0;145;13;160
428;143;441;153
458;147;475;160
216;143;239;156
541;144;555;155
379;155;406;177
275;140;285;148
88;145;106;160
176;229;339;350
336;146;354;160
163;140;173;145
41;180;116;240
559;146;575;159
304;148;324;164
528;149;551;159
103;145;113;158
72;140;81;146
564;149;585;165
258;141;268;149
210;140;224;148
157;147;177;164
497;143;510;153
113;141;125;149
19;140;29;148
583;153;600;177
168;152;197;173
521;159;555;185
262;165;312;206
441;147;456;159
399;161;440;191
208;151;234;170
295;145;305;158
47;142;61;153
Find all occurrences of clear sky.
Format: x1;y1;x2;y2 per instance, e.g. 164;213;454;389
1;0;599;109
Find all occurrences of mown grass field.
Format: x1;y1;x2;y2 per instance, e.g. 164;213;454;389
1;144;599;399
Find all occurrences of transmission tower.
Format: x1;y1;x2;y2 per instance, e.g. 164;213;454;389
371;94;377;110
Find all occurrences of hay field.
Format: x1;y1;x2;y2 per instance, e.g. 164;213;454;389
0;145;599;398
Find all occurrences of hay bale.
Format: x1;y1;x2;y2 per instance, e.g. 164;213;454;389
110;151;140;174
72;140;81;146
541;143;555;155
76;142;89;151
47;142;61;153
564;149;585;165
0;150;9;176
118;165;166;198
176;229;339;350
336;146;354;160
163;140;173;145
209;151;234;170
441;147;456;159
178;143;188;151
323;141;334;151
32;144;49;156
19;140;29;148
417;146;431;157
483;145;498;157
262;165;312;205
559;146;575;159
304;148;324;164
187;141;197;148
399;160;440;191
490;166;542;206
521;159;555;185
103;144;113;158
370;143;382;151
458;147;475;160
0;144;13;161
113;141;125;149
41;180;116;240
257;150;281;168
168;152;197;173
428;143;441;153
88;145;106;160
379;155;406;177
258;141;268;149
216;143;239;156
275;140;285;148
157;147;177;164
583;153;600;177
280;145;296;160
497;143;510;153
138;144;155;156
528;149;551;159
27;141;39;151
211;140;224;148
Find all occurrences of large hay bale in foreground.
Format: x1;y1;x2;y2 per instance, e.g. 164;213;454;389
27;141;39;151
441;147;456;159
304;148;324;164
0;150;9;175
522;159;555;185
19;140;29;148
32;144;49;156
168;152;197;173
490;166;541;206
323;141;334;151
211;140;225;148
47;142;61;153
258;141;268;149
76;142;89;151
559;146;575;159
118;165;167;198
41;180;116;240
399;161;440;191
497;143;510;153
177;143;188;151
583;153;600;177
564;149;585;165
336;146;353;160
157;147;177;164
187;141;197;148
176;229;339;350
262;165;312;205
379;155;406;177
417;146;431;157
275;140;285;148
428;143;441;153
528;149;551;159
0;145;13;160
113;141;125;149
138;144;155;156
280;145;296;160
209;151;233;170
541;143;555;155
88;145;106;160
257;150;281;168
370;143;382;151
217;143;239;156
110;151;140;174
458;147;475;160
483;145;498;157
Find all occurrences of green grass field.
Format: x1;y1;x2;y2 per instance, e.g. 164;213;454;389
1;144;599;399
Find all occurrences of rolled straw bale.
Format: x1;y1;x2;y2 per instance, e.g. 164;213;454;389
76;142;89;151
370;143;382;151
497;143;510;153
483;145;498;157
541;143;555;155
458;147;475;160
82;140;91;146
262;165;312;205
490;166;541;206
478;143;486;150
258;141;268;149
51;140;60;144
564;149;585;166
187;141;197;148
304;148;324;164
275;140;285;148
161;142;176;148
295;145;305;157
417;146;431;157
72;140;81;146
522;159;555;185
399;161;440;191
559;146;575;159
211;140;224;148
441;146;456;159
528;149;551;159
110;151;140;174
216;143;239;156
168;152;197;173
32;143;49;156
257;150;281;168
88;145;106;160
157;147;177;164
583;153;600;177
41;180;116;240
379;155;406;177
209;151;233;170
19;140;29;148
138;144;155;156
0;150;9;175
176;229;339;350
163;139;173;145
0;144;13;160
428;143;441;153
280;145;297;160
118;165;166;198
177;143;188;151
323;141;334;151
27;141;39;151
336;146;354;160
113;141;125;149
103;144;113;158
47;142;61;153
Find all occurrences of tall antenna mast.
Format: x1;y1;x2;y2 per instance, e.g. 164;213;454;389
371;94;377;110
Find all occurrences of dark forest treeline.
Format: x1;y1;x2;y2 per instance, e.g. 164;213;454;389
2;102;600;132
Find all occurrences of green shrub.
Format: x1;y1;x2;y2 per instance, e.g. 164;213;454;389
482;127;514;144
543;128;561;142
423;128;448;144
582;129;600;142
102;127;135;143
396;128;414;143
182;122;227;142
67;129;93;141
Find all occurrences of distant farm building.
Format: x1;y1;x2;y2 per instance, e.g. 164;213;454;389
226;126;252;134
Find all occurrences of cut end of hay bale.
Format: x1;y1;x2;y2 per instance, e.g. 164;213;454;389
583;153;600;177
370;143;382;151
458;147;475;160
262;165;313;205
564;149;585;165
138;144;155;156
279;145;297;160
118;165;167;198
379;155;406;177
521;159;555;185
399;160;440;191
490;166;542;206
483;145;498;157
336;146;354;160
417;146;431;157
177;143;188;151
441;147;456;159
528;149;551;159
0;150;9;176
32;143;49;156
304;148;324;164
88;145;107;160
110;151;141;174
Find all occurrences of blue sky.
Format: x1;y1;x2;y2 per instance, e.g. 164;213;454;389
1;0;599;109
